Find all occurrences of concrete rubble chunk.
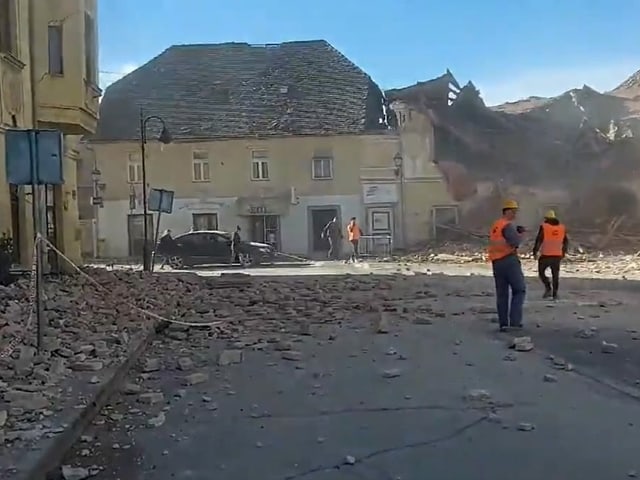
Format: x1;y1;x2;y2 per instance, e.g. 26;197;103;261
510;336;534;352
543;374;558;383
344;455;357;465
122;383;142;395
62;465;93;480
412;317;433;325
148;412;166;428
281;351;303;362
601;341;619;354
575;327;597;339
177;357;194;371
381;368;402;379
465;389;492;402
517;422;536;432
142;358;161;372
71;360;104;372
4;390;49;411
138;392;165;405
183;372;208;386
218;349;243;366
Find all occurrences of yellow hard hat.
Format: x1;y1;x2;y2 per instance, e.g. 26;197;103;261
502;199;519;210
544;209;556;219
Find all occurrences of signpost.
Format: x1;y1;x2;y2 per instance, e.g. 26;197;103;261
5;129;64;351
147;188;174;272
5;129;63;353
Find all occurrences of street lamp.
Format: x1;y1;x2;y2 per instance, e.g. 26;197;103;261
393;153;406;249
139;107;172;272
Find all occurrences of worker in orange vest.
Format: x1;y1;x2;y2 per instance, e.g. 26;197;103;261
346;217;363;263
532;210;568;300
487;199;526;331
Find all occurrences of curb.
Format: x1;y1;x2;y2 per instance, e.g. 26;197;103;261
14;319;165;480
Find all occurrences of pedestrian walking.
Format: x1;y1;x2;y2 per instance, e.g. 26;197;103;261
156;229;177;269
487;199;526;331
321;217;342;260
230;225;242;264
346;217;362;263
532;210;568;300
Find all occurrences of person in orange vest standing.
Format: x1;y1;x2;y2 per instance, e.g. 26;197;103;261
487;199;527;331
346;217;363;263
532;210;568;300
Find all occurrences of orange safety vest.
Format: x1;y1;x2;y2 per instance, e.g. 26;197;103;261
487;218;516;262
347;223;361;241
540;223;566;257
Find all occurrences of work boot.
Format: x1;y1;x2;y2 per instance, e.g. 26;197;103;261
552;292;559;301
542;287;552;299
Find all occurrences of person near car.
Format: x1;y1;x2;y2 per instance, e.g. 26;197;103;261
156;229;177;269
321;217;342;260
230;225;242;264
346;217;363;263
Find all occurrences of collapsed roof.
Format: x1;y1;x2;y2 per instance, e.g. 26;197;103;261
94;40;388;141
386;69;640;187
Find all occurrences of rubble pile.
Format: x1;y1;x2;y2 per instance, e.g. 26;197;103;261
388;69;640;237
0;269;204;459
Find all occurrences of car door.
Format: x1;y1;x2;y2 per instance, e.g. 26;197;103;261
175;232;208;265
208;233;232;262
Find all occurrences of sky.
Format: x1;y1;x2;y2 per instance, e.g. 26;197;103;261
98;0;640;106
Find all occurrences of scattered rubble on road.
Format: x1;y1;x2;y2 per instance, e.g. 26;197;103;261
2;257;640;478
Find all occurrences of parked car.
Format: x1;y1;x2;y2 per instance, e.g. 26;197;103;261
160;230;275;269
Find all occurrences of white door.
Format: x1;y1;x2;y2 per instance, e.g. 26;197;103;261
366;207;394;256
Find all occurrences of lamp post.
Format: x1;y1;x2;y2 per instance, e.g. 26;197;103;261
393;153;406;250
139;107;172;272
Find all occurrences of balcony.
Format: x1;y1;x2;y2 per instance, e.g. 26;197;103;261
36;79;101;136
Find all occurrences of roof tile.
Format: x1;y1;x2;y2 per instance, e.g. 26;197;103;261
95;40;387;141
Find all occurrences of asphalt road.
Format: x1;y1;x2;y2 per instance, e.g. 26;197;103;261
58;265;640;480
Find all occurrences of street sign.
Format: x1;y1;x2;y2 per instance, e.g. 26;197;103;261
5;129;64;185
148;188;174;214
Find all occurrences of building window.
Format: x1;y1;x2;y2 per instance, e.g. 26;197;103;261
84;11;97;84
127;153;142;183
192;150;210;182
0;0;16;55
192;213;218;231
48;24;64;75
312;157;333;179
251;150;269;180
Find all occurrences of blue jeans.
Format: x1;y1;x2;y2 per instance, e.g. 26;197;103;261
492;255;526;327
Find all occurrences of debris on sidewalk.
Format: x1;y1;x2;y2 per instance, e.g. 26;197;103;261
517;422;536;432
601;341;619;354
510;336;534;352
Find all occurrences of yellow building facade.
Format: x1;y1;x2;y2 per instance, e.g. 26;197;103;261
0;0;99;266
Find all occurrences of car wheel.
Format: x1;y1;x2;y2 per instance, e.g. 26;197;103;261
168;256;184;269
238;253;252;267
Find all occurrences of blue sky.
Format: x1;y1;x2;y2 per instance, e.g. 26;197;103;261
99;0;640;106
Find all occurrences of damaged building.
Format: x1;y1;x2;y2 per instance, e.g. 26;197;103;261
87;40;452;259
387;67;640;249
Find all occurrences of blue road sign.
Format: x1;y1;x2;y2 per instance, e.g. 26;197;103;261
5;129;63;185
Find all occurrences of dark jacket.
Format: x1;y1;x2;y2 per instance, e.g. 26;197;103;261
232;231;241;247
533;218;569;257
157;233;178;255
322;221;341;240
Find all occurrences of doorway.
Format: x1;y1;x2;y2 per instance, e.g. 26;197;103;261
249;215;280;250
309;207;339;253
127;214;153;257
